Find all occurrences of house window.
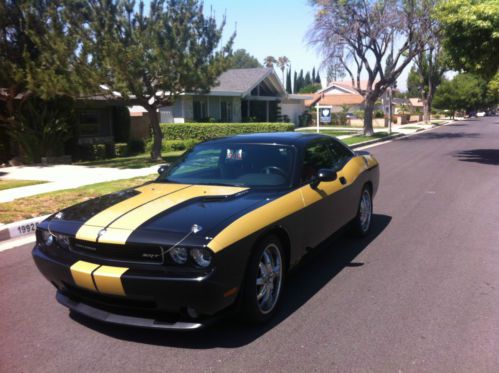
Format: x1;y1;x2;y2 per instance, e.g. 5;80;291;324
79;112;103;137
221;101;232;122
193;99;207;121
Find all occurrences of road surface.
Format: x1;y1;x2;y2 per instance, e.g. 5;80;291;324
1;116;498;372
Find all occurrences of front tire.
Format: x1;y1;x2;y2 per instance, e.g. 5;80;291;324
241;235;284;324
351;186;373;237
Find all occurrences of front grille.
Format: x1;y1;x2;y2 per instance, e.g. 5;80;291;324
70;240;166;265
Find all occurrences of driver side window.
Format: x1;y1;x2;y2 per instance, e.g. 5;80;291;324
301;142;334;184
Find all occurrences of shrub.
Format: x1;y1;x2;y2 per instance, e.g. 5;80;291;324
354;110;365;119
145;138;198;154
126;139;145;155
374;110;385;118
115;143;128;157
159;122;294;141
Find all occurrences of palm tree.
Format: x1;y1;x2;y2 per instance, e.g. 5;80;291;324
263;56;277;68
277;56;290;86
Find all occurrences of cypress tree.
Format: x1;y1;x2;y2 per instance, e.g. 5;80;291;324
286;68;292;93
293;71;298;93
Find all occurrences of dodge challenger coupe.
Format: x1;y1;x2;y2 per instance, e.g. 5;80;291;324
33;132;379;330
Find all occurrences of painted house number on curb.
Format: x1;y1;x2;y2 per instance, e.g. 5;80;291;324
16;222;38;236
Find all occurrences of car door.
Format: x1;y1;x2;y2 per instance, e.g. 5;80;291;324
299;139;351;247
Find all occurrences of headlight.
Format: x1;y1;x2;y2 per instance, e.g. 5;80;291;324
190;247;212;268
55;233;70;250
169;247;188;264
40;230;54;246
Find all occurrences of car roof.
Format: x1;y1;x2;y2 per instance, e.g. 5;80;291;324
203;131;330;146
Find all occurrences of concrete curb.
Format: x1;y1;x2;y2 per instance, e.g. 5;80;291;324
350;121;454;150
0;214;50;243
350;133;405;149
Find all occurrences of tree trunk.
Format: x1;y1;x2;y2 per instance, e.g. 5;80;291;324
363;97;375;136
423;98;430;124
147;106;163;161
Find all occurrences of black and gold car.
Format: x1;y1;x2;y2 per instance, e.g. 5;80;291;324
33;132;379;330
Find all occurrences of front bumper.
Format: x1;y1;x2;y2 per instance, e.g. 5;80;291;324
32;244;242;330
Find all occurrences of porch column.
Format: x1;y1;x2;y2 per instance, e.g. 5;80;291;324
266;101;269;122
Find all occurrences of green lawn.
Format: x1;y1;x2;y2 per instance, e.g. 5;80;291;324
300;129;359;137
0;179;47;191
76;151;185;169
0;174;156;224
342;132;396;146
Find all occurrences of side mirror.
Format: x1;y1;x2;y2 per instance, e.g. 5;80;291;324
157;165;168;175
311;168;337;189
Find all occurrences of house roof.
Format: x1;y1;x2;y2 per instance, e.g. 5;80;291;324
409;98;424;107
306;94;365;107
209;68;285;97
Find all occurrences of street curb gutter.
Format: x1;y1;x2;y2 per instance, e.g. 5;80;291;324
0;214;50;243
350;133;405;149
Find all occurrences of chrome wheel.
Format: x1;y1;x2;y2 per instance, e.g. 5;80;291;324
359;189;372;233
255;243;283;314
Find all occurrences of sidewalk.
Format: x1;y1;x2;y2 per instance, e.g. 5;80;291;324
0;164;159;202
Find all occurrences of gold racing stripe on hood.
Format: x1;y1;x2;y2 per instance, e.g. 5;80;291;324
96;185;248;245
207;157;368;253
75;183;190;242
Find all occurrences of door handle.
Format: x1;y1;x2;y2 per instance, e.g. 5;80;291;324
339;176;347;185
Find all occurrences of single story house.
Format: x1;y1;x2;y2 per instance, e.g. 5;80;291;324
304;81;366;112
156;68;306;125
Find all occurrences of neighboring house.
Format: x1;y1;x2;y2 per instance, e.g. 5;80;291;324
408;98;424;111
157;68;306;125
304;81;366;112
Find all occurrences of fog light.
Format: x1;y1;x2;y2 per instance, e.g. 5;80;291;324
186;307;199;319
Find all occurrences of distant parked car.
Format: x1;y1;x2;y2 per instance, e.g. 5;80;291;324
345;112;357;119
477;112;486;117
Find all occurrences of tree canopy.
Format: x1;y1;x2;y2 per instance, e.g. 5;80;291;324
433;73;490;115
228;49;261;69
309;0;435;135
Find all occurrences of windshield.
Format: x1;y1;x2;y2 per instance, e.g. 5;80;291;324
159;143;296;188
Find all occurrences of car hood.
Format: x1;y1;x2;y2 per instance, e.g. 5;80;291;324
41;182;286;247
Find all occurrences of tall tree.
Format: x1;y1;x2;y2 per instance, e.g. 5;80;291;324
413;45;446;123
309;0;434;135
312;67;316;83
276;56;290;86
263;55;277;68
0;0;84;160
433;73;489;117
78;0;233;160
293;71;298;93
304;72;311;86
228;49;261;68
436;0;499;97
285;68;292;94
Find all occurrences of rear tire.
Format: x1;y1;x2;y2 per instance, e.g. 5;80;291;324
241;235;285;324
351;186;373;237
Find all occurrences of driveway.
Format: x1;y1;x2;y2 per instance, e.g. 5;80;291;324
1;116;498;372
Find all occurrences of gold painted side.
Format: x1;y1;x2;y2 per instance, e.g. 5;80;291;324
208;189;305;253
75;183;189;242
208;157;368;253
98;185;248;245
70;261;100;292
93;265;129;296
300;157;366;206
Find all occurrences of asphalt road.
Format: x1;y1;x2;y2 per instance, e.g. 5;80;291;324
2;116;499;373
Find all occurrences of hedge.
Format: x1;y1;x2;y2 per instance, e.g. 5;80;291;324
145;138;198;154
159;122;295;141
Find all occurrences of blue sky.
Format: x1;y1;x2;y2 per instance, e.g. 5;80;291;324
143;0;412;90
203;0;412;91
